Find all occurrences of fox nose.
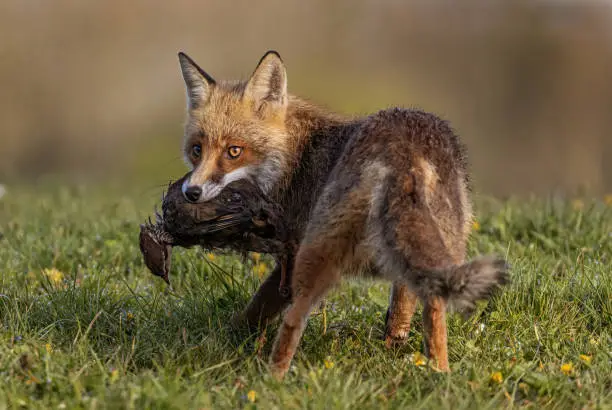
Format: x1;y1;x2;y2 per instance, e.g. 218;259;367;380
183;185;202;203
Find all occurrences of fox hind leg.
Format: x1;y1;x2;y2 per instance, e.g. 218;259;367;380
369;166;465;371
384;282;418;347
423;296;449;371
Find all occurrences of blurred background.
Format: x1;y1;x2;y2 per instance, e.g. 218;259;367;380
1;0;611;197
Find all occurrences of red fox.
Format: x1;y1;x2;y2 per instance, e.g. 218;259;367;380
177;50;509;378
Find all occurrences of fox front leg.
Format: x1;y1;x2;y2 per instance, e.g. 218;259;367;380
278;255;292;299
238;257;293;330
269;242;340;379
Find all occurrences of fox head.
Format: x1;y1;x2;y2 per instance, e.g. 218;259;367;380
178;51;291;203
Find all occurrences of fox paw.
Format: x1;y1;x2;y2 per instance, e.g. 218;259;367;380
269;360;291;381
383;309;411;348
384;329;411;348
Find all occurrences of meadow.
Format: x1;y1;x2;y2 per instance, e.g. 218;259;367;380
0;184;610;409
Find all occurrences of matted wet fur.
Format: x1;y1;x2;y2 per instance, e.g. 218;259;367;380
174;50;510;378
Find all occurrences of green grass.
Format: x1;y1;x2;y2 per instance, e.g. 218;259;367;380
0;185;610;409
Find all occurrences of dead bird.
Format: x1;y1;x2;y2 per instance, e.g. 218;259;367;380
139;174;293;295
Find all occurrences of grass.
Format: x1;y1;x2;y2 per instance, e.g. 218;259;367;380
0;184;610;409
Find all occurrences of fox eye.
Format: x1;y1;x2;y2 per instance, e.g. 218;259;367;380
227;146;243;159
191;144;202;159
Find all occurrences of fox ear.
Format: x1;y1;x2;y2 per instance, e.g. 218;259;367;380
178;52;216;109
245;51;287;116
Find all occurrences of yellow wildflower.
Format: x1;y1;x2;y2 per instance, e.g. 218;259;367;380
560;362;573;375
579;354;592;365
254;262;268;279
604;194;612;207
247;390;256;403
25;371;40;385
490;371;503;384
324;359;334;369
109;369;119;383
43;268;64;284
251;252;261;263
572;199;584;211
206;253;215;261
412;352;427;367
45;343;53;354
472;221;480;231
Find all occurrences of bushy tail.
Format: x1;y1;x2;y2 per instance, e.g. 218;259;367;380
411;256;510;313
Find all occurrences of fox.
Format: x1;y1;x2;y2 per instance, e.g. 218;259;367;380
176;50;509;379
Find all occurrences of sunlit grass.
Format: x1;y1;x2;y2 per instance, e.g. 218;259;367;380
0;185;610;409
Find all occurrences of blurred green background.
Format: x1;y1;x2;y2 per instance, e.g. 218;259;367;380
1;0;611;196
